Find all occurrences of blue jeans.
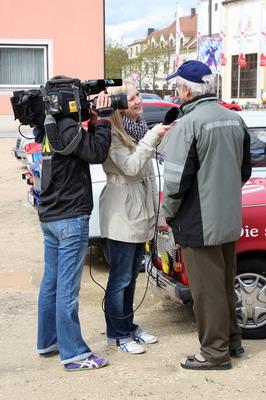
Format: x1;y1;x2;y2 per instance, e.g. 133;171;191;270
38;215;91;364
104;239;145;344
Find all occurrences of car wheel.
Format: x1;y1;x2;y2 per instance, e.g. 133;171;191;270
235;256;266;339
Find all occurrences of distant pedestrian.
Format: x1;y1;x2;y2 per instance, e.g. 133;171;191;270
163;60;251;370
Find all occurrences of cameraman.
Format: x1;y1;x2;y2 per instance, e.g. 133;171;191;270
37;78;112;372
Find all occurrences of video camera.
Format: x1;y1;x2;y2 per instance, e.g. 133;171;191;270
10;77;128;128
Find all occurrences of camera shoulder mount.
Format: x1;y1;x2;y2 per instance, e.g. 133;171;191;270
41;84;82;156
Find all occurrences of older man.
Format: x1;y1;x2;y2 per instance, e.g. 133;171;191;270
163;60;251;370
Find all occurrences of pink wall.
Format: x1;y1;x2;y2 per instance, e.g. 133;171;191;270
0;0;105;114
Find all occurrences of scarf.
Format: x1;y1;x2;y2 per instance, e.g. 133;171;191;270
122;115;148;142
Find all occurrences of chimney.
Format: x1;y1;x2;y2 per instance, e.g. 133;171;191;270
191;8;196;17
147;28;155;36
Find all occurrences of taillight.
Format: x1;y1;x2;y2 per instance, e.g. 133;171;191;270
153;226;189;286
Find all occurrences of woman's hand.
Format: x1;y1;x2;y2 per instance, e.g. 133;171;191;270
151;123;171;139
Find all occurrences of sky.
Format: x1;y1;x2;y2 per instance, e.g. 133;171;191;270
105;0;198;44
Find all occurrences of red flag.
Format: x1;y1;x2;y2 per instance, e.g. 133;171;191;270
238;53;247;68
221;52;227;66
260;53;266;67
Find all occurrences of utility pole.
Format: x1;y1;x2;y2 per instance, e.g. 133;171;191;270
208;0;212;37
208;0;219;97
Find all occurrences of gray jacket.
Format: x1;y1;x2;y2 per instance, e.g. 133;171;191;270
162;95;251;247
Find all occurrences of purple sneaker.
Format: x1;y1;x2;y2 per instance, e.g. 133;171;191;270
64;354;108;372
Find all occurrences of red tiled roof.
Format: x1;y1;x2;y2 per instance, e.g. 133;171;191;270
147;14;197;41
222;0;241;4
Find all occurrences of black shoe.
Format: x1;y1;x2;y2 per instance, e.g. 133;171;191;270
229;346;244;357
180;355;232;370
39;349;59;358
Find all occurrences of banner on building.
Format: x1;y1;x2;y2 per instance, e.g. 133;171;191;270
198;36;222;74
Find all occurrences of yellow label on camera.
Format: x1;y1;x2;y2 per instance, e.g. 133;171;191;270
69;101;78;113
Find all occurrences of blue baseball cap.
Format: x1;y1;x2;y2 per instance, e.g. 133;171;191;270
166;60;212;83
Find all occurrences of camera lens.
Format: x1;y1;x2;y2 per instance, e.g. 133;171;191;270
111;93;128;110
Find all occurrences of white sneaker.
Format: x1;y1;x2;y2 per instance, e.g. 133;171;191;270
119;340;146;354
134;331;158;344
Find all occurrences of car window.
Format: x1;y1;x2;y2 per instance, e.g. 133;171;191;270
143;105;172;128
249;128;266;167
173;98;181;104
140;93;161;100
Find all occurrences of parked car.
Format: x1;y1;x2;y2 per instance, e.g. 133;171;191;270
168;96;242;111
140;92;162;102
146;111;266;340
142;101;179;128
11;136;34;164
219;99;242;111
168;96;182;105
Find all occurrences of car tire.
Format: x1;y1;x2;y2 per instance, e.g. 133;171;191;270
235;256;266;339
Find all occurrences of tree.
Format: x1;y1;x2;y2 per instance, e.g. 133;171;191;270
105;41;128;78
123;41;174;92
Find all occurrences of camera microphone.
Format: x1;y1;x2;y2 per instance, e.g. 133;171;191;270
82;79;123;95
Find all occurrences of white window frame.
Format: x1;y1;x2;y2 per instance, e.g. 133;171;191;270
0;39;53;90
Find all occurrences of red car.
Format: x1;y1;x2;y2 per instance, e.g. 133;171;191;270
168;96;182;106
147;177;266;340
168;96;242;111
219;100;242;111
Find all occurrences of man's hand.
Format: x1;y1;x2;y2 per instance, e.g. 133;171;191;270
89;108;98;126
95;91;113;118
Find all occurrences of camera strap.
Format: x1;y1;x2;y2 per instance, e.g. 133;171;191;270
40;85;82;156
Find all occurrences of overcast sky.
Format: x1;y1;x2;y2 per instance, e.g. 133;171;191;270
105;0;198;44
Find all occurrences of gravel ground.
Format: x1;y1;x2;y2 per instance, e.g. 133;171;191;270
0;138;265;400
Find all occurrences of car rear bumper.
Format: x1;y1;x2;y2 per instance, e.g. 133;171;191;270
12;147;27;163
146;258;192;304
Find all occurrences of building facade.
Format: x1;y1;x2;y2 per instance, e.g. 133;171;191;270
126;0;266;103
0;0;105;133
126;9;197;95
198;0;266;104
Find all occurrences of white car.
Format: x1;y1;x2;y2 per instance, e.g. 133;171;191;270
11;136;34;164
240;111;266;177
12;110;266;244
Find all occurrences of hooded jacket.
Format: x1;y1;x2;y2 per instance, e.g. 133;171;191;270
162;94;251;247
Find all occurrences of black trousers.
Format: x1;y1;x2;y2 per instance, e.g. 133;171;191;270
182;242;242;364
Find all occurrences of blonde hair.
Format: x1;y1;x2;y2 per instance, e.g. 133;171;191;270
107;78;136;149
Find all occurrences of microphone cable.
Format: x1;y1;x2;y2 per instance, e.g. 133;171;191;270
87;144;163;320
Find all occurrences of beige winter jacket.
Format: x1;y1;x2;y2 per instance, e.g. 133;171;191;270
99;128;161;243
